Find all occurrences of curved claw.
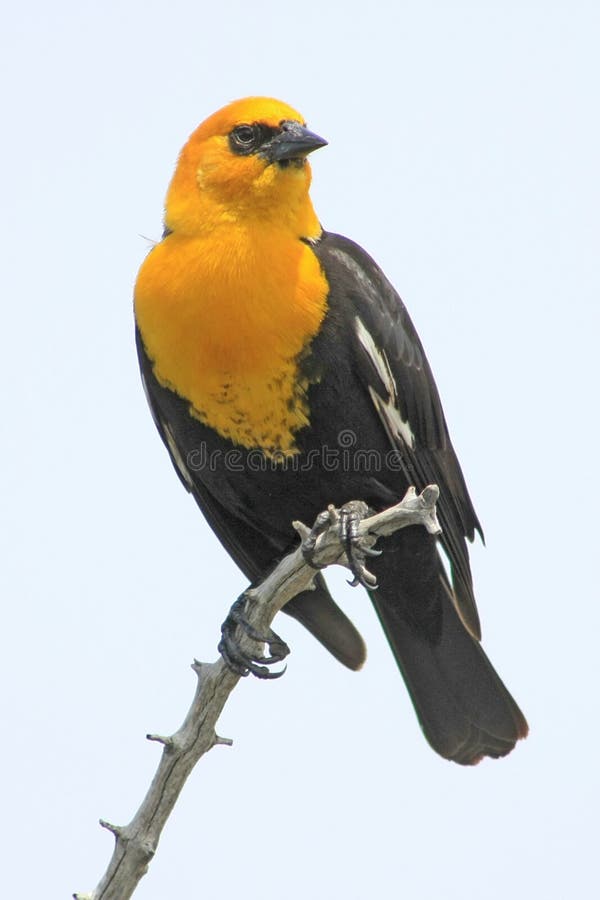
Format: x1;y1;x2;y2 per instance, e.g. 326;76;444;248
251;662;288;680
347;570;379;590
339;501;380;590
219;595;290;679
362;546;383;558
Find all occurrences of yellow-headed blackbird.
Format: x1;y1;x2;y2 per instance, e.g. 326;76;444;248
134;97;528;764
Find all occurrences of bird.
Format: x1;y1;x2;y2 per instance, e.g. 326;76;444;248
134;96;528;765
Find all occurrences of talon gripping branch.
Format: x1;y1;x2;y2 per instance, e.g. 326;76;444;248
134;97;528;764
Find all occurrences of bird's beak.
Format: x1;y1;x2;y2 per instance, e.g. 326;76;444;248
262;121;328;164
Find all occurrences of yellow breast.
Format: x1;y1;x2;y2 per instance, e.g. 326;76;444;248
134;226;328;455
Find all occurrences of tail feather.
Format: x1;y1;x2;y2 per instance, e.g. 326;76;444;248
281;528;527;764
369;527;528;765
283;573;367;671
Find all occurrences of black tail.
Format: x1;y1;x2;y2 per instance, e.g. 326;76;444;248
283;573;367;671
369;527;528;765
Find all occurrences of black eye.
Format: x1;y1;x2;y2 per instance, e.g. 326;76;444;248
229;123;279;156
229;124;259;155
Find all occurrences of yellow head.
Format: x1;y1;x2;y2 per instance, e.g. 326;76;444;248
164;96;327;238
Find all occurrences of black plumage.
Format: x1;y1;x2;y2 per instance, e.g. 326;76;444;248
137;230;528;764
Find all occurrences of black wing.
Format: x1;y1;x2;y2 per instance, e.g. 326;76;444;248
135;325;367;670
314;232;483;639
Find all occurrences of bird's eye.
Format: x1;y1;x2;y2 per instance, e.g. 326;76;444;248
229;124;260;154
234;125;255;144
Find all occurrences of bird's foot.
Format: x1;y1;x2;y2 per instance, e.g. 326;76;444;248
219;594;290;679
339;500;381;589
301;501;381;589
301;508;332;570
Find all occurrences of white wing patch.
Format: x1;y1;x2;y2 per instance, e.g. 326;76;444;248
355;317;416;450
141;371;161;431
162;422;195;491
355;316;396;397
141;371;195;490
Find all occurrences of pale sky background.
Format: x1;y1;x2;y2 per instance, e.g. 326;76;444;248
2;2;598;897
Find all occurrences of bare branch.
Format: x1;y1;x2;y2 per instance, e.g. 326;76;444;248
74;486;440;899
